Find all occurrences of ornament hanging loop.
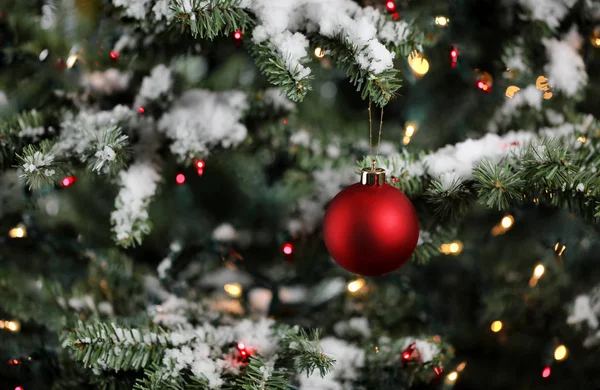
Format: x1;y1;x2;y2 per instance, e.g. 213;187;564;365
361;167;386;186
367;101;385;166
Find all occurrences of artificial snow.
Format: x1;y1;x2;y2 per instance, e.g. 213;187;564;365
138;64;173;101
262;88;296;111
212;223;238;242
82;69;131;94
111;162;161;243
543;31;587;97
158;89;248;161
517;0;576;28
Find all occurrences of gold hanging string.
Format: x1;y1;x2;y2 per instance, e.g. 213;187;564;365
367;103;384;170
368;101;373;159
376;106;384;159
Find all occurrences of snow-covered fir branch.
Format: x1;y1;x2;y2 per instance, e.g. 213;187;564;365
515;0;576;28
135;64;173;106
158;89;248;161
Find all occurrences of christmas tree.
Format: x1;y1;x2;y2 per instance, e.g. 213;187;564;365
1;0;600;389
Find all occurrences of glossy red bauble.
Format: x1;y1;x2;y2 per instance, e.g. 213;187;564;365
323;179;419;276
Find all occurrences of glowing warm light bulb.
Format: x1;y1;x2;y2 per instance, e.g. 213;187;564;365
347;278;366;293
594;37;600;47
66;54;78;69
175;173;186;185
577;136;587;143
490;320;503;332
6;321;20;332
533;264;545;278
224;283;243;298
542;366;551;378
435;16;449;26
501;215;514;229
195;159;205;169
282;242;293;255
402;136;411;145
456;361;467;372
233;30;242;40
409;56;430;75
446;371;458;382
554;345;568;361
404;123;416;137
314;47;325;58
9;225;26;238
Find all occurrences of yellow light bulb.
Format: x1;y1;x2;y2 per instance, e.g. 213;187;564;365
402;136;411;145
490;320;503;332
224;283;243;298
533;264;545;278
578;136;587;143
435;16;449;26
500;215;514;229
9;224;26;238
409;57;430;75
314;47;325;58
6;320;20;332
66;54;78;69
554;345;568;361
447;371;458;382
404;123;417;137
347;278;366;293
456;361;467;372
595;38;600;47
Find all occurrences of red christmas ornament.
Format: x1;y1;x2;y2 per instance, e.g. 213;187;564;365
109;51;120;60
61;176;77;187
323;168;419;276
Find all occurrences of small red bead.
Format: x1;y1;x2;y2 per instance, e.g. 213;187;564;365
282;243;293;255
197;168;204;176
109;51;120;59
392;177;399;183
392;12;399;19
175;173;186;185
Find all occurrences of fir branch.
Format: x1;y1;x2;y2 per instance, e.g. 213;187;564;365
85;125;130;175
249;42;313;103
313;35;401;107
1;110;47;168
172;0;253;39
518;139;578;188
473;159;524;210
236;357;290;390
425;179;476;220
284;328;335;378
134;364;208;390
65;321;168;371
17;140;68;189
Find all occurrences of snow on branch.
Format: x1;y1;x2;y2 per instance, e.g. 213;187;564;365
158;89;248;161
516;0;576;28
173;0;421;106
543;28;587;97
111;160;161;247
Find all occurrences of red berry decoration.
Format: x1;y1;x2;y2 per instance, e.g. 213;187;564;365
323;167;419;276
110;51;120;59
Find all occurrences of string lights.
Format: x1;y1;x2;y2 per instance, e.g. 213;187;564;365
491;214;514;236
529;263;545;287
346;278;366;294
109;51;120;60
175;173;186;185
408;51;430;76
0;320;21;332
314;47;325;58
61;175;77;187
439;241;463;255
435;16;449;27
542;366;551;378
449;45;458;68
554;344;568;361
490;320;503;332
554;242;566;257
224;283;243;298
9;224;26;239
403;122;417;145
